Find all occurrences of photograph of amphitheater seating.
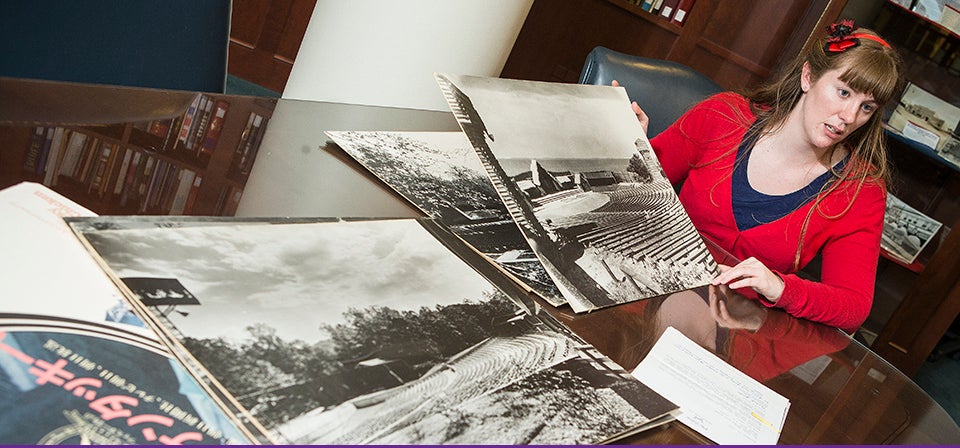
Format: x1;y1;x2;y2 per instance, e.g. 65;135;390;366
881;193;943;264
327;130;565;306
69;216;677;444
435;73;717;312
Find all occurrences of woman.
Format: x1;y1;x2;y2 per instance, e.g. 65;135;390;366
629;21;903;332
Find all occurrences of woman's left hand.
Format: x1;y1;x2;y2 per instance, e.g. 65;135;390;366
611;80;650;134
712;257;785;302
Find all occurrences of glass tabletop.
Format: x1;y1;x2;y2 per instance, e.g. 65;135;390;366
1;76;958;445
544;238;960;444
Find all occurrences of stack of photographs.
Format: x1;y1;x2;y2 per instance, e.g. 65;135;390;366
327;75;717;314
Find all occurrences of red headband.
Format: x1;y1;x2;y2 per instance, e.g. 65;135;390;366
851;33;892;48
824;19;892;53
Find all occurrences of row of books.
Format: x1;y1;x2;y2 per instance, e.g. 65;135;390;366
22;126;204;215
137;93;231;166
626;0;696;25
116;150;204;215
23;127;117;196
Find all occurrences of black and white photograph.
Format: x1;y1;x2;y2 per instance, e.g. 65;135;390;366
326;130;564;306
0;183;252;444
938;136;960;168
887;82;960;156
912;0;947;22
434;73;716;313
68;217;677;444
881;194;944;264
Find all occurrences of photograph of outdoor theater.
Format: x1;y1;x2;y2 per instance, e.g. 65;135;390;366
69;217;675;444
435;73;717;312
327;130;564;305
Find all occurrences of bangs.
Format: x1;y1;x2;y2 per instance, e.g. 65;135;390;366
839;51;900;105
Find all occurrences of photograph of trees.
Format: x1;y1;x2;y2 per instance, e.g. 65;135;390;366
69;217;675;444
328;130;563;305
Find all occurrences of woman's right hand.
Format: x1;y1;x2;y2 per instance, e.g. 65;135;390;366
611;79;650;134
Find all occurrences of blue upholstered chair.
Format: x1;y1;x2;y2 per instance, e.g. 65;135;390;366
0;0;231;93
578;46;722;138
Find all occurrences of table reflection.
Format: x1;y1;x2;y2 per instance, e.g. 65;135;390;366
554;284;849;382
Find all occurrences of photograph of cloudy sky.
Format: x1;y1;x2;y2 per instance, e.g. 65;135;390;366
70;217;674;444
327;130;564;306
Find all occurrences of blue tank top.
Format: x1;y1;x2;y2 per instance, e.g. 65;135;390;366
732;131;847;231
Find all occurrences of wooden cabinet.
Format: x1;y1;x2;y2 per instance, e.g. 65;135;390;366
860;1;960;377
0;80;276;217
500;0;847;92
228;0;316;94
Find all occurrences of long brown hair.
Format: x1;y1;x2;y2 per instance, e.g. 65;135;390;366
745;24;903;269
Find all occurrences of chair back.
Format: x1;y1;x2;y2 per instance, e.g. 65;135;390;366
578;46;721;137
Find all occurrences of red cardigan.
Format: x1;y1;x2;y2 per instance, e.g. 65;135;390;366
650;93;885;332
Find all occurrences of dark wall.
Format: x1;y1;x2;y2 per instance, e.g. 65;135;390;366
0;0;230;93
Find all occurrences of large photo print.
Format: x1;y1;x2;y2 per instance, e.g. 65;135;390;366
68;216;676;444
435;73;716;312
327;131;564;306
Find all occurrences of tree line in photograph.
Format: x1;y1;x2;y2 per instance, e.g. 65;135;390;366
181;291;521;427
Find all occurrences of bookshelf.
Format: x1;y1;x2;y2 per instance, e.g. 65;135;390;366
841;1;960;376
0;82;276;217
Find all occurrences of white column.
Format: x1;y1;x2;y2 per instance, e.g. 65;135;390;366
282;0;533;111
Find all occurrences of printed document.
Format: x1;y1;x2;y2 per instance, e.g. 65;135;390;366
632;327;790;445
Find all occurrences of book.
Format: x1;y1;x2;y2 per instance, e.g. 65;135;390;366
42;128;69;187
186;96;213;152
231;112;267;177
75;137;101;186
33;127;56;176
181;174;203;215
671;0;696;25
0;183;253;444
86;141;115;196
168;169;197;215
659;0;680;20
176;94;203;149
65;214;679;444
197;100;230;160
434;73;717;313
22;127;47;173
118;151;143;207
56;131;88;181
112;148;134;196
